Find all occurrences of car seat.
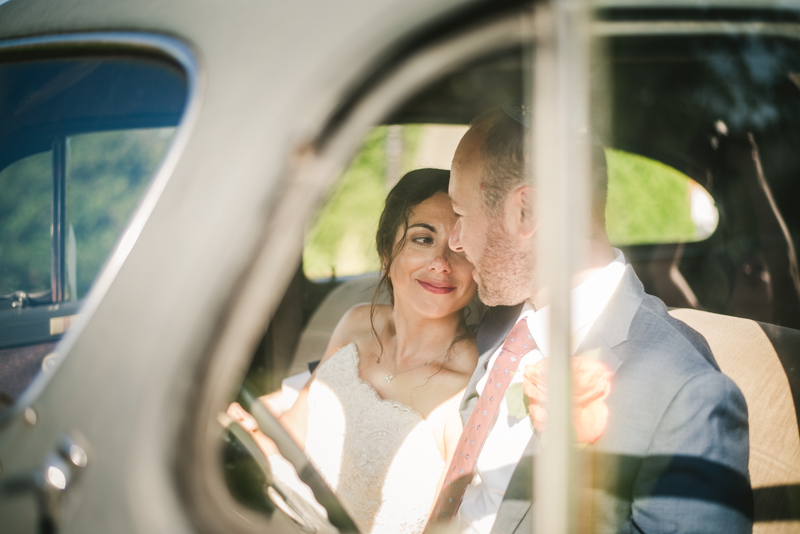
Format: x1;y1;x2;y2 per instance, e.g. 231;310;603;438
670;308;800;532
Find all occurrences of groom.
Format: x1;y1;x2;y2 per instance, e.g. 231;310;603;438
436;109;753;533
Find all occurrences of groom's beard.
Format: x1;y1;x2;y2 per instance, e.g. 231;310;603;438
475;218;534;307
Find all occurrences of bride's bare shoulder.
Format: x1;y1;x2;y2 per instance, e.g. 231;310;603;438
327;303;386;348
336;303;387;332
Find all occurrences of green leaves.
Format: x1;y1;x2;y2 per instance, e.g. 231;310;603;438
505;381;530;420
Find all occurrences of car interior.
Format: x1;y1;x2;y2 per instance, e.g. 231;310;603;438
221;32;800;530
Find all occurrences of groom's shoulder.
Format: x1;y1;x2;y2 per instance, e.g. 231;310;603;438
621;292;731;391
603;292;749;461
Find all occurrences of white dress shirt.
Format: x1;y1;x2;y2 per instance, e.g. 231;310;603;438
455;250;627;534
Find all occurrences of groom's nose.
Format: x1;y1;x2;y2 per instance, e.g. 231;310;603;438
449;218;464;252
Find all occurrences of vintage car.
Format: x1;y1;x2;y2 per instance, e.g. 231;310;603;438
0;0;798;532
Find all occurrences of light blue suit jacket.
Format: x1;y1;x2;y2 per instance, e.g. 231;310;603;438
460;265;753;533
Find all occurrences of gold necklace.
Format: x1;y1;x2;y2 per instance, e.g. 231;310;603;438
384;360;432;383
384;350;446;383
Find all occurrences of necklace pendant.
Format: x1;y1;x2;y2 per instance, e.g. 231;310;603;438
384;374;394;382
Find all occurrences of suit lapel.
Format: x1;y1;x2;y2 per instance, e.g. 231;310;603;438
491;265;645;533
460;303;524;426
574;264;644;370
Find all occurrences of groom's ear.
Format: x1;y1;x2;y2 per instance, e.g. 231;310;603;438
508;184;537;239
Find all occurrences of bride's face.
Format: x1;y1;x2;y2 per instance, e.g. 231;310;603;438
388;192;477;320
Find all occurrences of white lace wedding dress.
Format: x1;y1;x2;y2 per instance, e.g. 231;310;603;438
304;342;445;534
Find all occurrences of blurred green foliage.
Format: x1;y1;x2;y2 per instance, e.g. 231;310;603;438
0;152;52;294
0;128;173;297
303;126;422;279
605;148;698;246
67;129;172;297
303;128;387;279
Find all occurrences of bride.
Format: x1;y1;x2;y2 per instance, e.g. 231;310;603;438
231;168;478;533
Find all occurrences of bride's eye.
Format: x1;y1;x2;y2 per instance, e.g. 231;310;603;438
412;235;434;245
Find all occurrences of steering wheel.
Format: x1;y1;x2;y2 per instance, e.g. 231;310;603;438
221;414;327;531
224;383;359;533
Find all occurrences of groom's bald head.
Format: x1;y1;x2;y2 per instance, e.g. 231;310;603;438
469;109;528;215
469;108;608;229
449;111;536;306
449;107;611;306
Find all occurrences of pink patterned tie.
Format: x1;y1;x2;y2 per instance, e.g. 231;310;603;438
424;318;535;531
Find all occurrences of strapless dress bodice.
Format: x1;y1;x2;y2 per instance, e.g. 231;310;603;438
305;342;445;534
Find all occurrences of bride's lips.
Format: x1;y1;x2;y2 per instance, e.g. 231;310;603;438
417;279;456;294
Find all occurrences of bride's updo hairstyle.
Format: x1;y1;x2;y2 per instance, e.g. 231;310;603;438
371;168;472;362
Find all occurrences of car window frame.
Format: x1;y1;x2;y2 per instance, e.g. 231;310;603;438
0;32;202;422
179;11;533;534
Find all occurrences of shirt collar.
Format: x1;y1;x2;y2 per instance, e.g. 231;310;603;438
519;248;627;357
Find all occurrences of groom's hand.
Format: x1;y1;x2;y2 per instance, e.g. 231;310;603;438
521;355;612;444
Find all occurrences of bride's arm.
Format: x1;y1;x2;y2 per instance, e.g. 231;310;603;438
276;304;369;449
227;305;368;459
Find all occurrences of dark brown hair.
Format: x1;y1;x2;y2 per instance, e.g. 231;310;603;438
375;168;450;302
370;168;472;363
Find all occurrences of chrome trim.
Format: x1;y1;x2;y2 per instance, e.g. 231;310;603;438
594;0;800;7
52;136;68;303
4;32;202;420
593;20;800;37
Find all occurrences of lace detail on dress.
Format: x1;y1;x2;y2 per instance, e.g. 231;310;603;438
305;343;445;534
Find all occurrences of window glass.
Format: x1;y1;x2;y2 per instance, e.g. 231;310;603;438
604;33;800;327
66;127;175;299
0;150;52;296
0;53;187;402
588;29;800;532
606;148;718;245
212;24;800;534
302;127;389;280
